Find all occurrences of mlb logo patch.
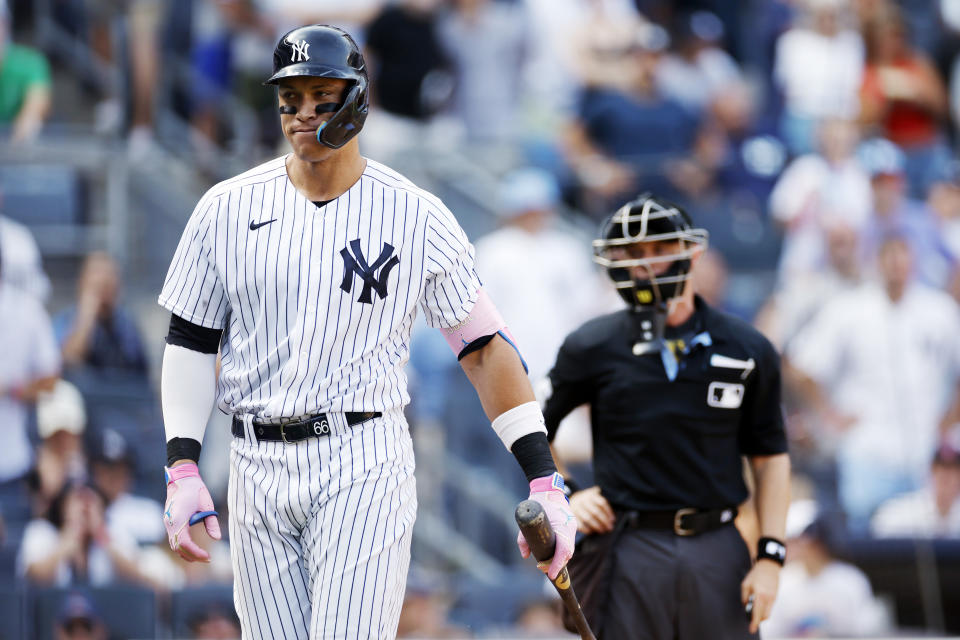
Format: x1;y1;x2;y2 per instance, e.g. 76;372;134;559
707;382;744;409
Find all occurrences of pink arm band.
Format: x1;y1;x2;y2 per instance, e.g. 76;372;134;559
441;288;506;355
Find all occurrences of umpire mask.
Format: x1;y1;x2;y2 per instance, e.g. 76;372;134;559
593;194;708;311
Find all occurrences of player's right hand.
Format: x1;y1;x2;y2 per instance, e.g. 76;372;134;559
163;462;221;563
519;473;578;580
569;485;616;534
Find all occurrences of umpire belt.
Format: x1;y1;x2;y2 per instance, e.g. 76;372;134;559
231;412;382;443
620;507;737;537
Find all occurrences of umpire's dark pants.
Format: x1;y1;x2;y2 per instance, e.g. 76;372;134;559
601;524;758;640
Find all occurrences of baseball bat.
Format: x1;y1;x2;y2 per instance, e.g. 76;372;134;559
515;499;597;640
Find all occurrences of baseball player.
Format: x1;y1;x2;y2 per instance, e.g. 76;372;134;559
158;24;576;639
544;194;791;639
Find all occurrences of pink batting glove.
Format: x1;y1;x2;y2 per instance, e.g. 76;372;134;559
517;473;578;580
164;463;221;562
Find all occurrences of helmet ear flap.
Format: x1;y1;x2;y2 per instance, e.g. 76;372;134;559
316;78;369;149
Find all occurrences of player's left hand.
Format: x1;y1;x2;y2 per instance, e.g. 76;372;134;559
741;559;781;633
518;474;577;580
163;462;221;563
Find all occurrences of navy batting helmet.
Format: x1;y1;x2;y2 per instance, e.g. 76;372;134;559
265;24;369;149
593;194;708;308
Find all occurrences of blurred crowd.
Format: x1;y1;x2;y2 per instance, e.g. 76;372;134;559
3;0;960;637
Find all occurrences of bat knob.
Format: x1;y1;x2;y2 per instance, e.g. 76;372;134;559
516;499;557;563
515;499;545;527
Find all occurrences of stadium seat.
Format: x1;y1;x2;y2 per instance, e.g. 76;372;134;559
31;586;156;639
0;587;25;640
839;538;960;634
0;164;87;226
0;546;19;583
0;480;33;546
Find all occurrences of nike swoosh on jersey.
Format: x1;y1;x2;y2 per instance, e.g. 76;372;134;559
249;219;277;230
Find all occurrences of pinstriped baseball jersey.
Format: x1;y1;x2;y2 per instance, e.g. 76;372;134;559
159;155;481;419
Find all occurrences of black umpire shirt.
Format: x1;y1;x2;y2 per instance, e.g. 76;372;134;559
543;295;787;513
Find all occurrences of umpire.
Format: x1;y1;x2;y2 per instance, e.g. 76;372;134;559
544;194;790;639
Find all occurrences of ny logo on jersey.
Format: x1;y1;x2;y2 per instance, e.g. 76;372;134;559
289;38;310;62
340;239;401;304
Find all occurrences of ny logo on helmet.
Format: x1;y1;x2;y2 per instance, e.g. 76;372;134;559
289;38;310;62
340;239;401;304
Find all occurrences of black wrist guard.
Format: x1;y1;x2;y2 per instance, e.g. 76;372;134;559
166;437;202;467
510;432;557;482
757;536;786;566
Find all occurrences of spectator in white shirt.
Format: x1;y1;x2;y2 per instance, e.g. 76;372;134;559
764;503;888;637
0;215;50;301
769;118;871;286
90;428;165;546
787;235;960;531
474;167;613;382
757;222;863;352
773;0;864;155
474;168;616;465
17;482;142;587
0;265;59;485
871;435;960;537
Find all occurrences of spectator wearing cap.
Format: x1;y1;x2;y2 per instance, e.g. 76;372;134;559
55;592;107;640
859;138;954;288
786;235;960;532
89;428;164;547
0;0;51;144
29;381;89;520
562;22;700;216
475;168;614;383
763;501;888;638
871;435;960;537
773;0;864;155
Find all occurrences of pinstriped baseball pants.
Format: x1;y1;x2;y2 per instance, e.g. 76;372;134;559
228;408;417;639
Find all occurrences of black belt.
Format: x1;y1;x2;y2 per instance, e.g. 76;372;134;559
231;412;381;443
620;507;737;537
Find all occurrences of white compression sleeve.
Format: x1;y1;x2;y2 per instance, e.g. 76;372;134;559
161;343;218;443
491;401;548;450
